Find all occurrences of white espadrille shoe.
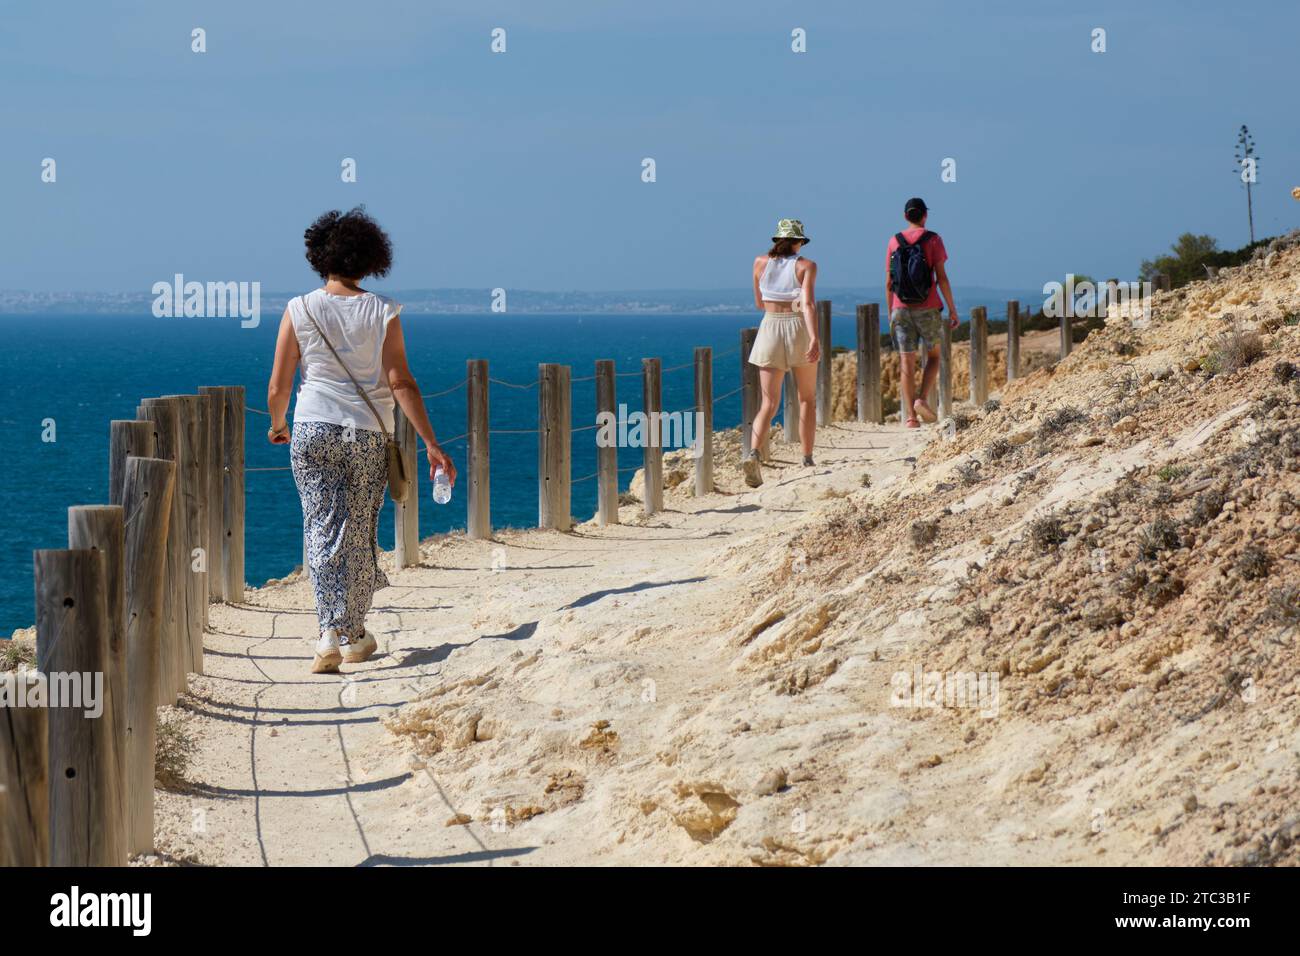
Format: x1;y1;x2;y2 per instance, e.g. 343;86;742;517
311;628;343;674
341;629;378;664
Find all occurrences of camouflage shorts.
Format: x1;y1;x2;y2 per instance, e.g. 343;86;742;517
890;306;942;353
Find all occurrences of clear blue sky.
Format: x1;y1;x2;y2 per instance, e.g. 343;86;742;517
2;0;1296;293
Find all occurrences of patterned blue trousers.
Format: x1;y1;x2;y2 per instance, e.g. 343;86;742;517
290;422;391;639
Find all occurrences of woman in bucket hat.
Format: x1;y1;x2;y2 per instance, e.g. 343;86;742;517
742;218;820;487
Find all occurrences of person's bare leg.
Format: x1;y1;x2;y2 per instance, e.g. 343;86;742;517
899;351;919;425
916;345;941;417
792;362;818;460
751;367;783;455
743;366;781;487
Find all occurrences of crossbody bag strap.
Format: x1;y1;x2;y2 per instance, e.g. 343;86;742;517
299;295;392;442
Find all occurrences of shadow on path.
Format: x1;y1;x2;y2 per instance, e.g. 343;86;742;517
192;771;412;800
357;846;537;867
560;577;707;611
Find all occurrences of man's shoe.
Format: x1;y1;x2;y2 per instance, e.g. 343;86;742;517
741;451;764;488
311;628;342;674
913;398;938;424
342;629;378;664
803;455;815;466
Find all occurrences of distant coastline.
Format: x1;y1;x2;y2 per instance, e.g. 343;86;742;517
0;285;1046;317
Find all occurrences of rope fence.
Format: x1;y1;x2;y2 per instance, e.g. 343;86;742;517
239;327;824;527
241;337;761;524
247;341;749;425
235;294;1072;538
488;376;537;390
713;384;743;403
426;378;468;398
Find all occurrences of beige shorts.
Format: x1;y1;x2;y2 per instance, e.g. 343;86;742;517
749;311;813;371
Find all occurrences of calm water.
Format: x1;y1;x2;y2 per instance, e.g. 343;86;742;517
1;312;860;633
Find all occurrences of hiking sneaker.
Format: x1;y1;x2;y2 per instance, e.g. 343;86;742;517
311;628;342;674
802;455;815;466
342;629;378;664
741;451;764;488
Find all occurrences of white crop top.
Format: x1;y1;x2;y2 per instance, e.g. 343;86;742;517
759;256;801;302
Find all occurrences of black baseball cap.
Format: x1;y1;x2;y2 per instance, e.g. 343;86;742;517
904;197;929;217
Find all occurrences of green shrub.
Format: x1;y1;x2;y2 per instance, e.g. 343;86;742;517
156;713;198;790
1203;327;1265;377
1;639;34;672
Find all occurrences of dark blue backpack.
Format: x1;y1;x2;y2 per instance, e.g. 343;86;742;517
890;231;936;304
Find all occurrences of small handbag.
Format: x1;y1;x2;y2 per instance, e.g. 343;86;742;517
299;296;410;503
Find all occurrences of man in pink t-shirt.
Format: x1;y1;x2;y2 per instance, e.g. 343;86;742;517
884;197;958;427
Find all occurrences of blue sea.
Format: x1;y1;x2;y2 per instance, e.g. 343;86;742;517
0;311;863;634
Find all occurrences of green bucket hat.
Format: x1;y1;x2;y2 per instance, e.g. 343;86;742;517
772;218;810;244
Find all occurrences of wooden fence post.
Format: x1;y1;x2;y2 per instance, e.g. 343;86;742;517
740;328;758;457
783;371;800;444
108;421;155;507
694;347;713;497
538;364;572;531
857;303;882;424
197;387;225;602
394;406;419;568
642;358;663;517
815;301;832;426
594;360;618;525
120;455;174;856
1059;305;1073;359
938;315;953;418
192;393;212;625
221;386;245;603
166;395;203;675
67;504;127;861
970;306;989;406
466;359;492;538
138;398;186;703
0;671;49;866
1006;300;1021;382
36;547;125;866
184;395;210;640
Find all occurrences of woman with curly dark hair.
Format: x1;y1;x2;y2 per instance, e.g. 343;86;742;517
265;207;457;674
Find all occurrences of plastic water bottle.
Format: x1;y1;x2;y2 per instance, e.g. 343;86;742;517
432;466;452;504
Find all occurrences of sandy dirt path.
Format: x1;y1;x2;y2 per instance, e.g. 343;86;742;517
152;421;927;865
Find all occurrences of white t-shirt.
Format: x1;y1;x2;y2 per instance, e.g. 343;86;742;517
290;289;401;434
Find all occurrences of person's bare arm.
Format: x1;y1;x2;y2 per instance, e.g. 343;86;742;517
381;315;457;484
935;260;958;328
885;250;894;311
753;256;766;311
266;309;299;444
800;259;820;364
